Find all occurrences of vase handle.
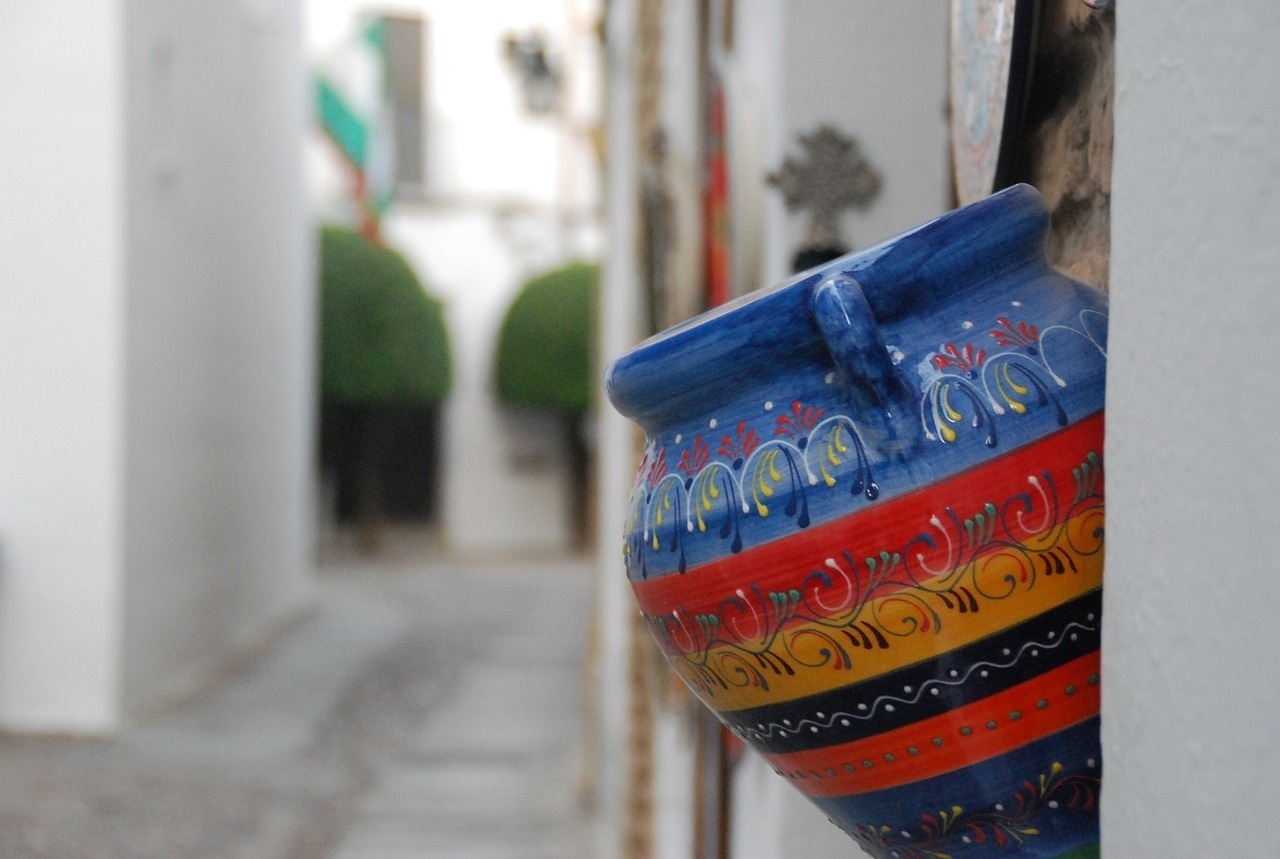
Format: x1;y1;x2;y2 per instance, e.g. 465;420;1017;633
811;274;916;435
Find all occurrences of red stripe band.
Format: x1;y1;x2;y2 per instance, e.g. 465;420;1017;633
766;651;1101;798
633;412;1105;622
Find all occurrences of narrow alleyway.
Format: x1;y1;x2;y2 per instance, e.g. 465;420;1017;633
0;538;598;858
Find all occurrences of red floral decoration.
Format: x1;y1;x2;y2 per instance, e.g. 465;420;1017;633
718;421;760;466
677;436;711;481
991;316;1039;350
775;400;825;439
931;342;987;373
644;447;669;490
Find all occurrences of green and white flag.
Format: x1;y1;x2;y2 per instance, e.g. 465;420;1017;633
315;15;394;226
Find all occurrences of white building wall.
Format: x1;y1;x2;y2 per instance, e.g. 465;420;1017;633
0;0;311;731
761;0;950;287
0;0;126;732
1103;2;1280;853
121;0;313;713
595;1;645;854
724;0;785;297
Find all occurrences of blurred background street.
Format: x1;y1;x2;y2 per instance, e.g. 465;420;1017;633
2;0;1278;856
0;542;595;858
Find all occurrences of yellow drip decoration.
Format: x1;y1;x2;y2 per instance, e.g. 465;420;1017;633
831;424;848;454
651;484;671;548
827;424;848;468
753;450;778;517
1003;362;1030;395
820;427;846;486
933;384;960;442
1002;364;1029;414
697;479;714;532
941;384;963;422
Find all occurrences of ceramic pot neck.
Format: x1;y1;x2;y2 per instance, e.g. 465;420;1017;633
605;184;1050;435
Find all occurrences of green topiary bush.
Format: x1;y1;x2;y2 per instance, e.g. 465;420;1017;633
494;261;599;412
319;225;452;404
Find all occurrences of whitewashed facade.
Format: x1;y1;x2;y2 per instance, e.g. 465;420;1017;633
0;0;312;730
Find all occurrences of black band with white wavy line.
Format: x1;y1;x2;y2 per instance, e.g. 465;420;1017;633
720;588;1102;755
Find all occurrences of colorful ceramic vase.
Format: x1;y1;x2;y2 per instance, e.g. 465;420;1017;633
605;184;1106;858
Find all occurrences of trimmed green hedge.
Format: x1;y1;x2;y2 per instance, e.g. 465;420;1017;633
494;261;599;413
319;225;452;404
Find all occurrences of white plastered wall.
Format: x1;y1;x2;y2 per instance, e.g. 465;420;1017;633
121;0;313;714
764;0;950;288
0;0;126;732
594;1;648;855
1102;1;1280;853
0;0;312;731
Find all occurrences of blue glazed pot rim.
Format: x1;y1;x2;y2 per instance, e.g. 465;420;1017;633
606;184;1050;431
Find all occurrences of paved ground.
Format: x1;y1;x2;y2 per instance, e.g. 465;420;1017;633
0;539;599;858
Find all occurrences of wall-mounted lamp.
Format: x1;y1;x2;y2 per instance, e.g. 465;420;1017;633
503;33;560;116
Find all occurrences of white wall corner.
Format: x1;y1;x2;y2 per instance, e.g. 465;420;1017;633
1104;1;1280;853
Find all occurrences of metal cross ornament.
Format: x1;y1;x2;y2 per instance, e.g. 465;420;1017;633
768;124;882;251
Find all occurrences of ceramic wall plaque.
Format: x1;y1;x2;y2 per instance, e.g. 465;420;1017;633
950;0;1038;206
